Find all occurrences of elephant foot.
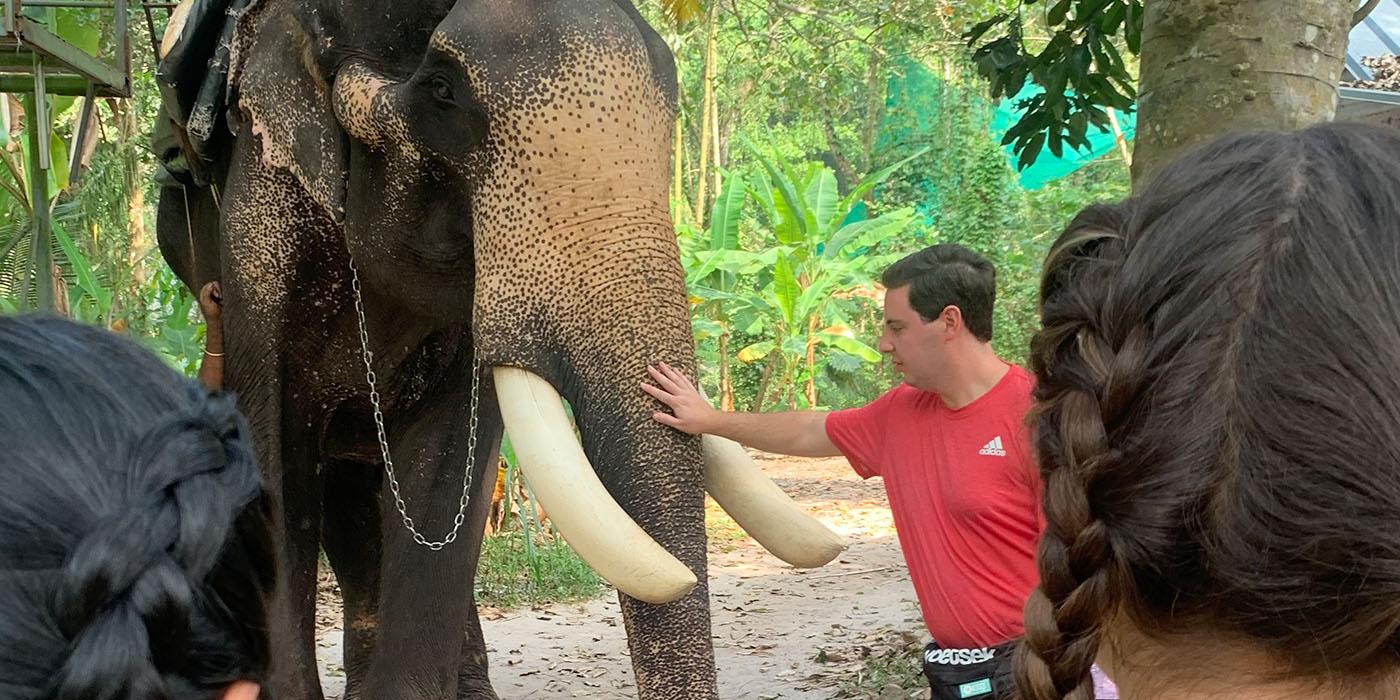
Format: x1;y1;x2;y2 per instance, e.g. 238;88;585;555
456;670;498;699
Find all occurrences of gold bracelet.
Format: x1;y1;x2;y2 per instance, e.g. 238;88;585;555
204;350;225;357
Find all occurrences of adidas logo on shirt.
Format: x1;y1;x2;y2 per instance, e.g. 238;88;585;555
978;436;1006;457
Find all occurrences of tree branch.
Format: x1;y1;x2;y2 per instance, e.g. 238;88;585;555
768;0;890;59
1354;0;1382;28
0;227;29;264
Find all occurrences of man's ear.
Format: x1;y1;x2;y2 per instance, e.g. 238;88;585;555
940;305;964;336
221;681;260;700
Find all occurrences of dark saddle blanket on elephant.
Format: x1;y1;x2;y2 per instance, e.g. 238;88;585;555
152;0;254;185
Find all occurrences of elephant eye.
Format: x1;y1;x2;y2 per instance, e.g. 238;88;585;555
430;76;454;104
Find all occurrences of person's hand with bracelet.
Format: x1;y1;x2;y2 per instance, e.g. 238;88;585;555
197;281;225;391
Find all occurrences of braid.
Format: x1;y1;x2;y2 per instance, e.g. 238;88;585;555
1016;125;1400;696
50;391;262;700
1016;206;1138;700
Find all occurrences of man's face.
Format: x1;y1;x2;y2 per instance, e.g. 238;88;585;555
878;285;946;391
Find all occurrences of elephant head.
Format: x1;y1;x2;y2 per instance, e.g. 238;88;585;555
232;0;844;695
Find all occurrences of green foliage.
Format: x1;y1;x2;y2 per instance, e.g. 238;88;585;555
965;0;1141;170
651;2;1134;405
475;530;605;609
475;433;606;610
642;0;963;198
681;147;922;409
0;7;203;374
139;268;205;376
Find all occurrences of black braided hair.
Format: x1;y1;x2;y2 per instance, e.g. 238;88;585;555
0;315;274;700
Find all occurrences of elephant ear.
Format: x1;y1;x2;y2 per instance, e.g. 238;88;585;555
228;2;346;222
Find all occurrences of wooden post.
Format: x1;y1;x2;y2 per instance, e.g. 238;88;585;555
24;88;52;312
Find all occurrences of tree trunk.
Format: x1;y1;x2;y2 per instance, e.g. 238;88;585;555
115;99;149;288
822;119;860;191
693;5;717;227
750;352;778;413
1107;107;1132;173
22;93;52;313
1132;0;1353;187
718;328;734;412
710;67;722;205
860;44;885;176
804;314;818;408
51;262;69;317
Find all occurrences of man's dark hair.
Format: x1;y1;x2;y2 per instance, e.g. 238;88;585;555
0;315;275;698
881;243;996;342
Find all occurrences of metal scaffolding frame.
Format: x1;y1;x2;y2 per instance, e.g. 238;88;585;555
0;0;173;310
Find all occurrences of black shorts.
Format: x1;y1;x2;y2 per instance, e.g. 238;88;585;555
921;639;1016;700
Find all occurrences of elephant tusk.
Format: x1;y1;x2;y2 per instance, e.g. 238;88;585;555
702;435;847;569
493;367;697;605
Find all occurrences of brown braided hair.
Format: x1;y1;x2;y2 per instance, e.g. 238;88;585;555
1018;122;1400;699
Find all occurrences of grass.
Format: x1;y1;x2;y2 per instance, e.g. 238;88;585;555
829;638;927;699
705;498;748;554
471;482;762;609
474;527;605;609
473;501;751;609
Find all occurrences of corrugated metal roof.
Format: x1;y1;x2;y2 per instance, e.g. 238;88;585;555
1341;2;1400;126
1346;0;1400;83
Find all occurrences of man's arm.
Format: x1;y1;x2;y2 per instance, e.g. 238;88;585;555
642;362;841;457
196;281;224;391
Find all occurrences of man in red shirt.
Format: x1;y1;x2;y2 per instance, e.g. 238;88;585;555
644;244;1079;699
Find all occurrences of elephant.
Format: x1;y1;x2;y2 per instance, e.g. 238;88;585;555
151;0;844;697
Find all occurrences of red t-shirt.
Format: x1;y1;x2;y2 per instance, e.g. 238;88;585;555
824;365;1042;648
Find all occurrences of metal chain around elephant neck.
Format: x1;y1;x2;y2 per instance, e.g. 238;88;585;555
348;256;481;551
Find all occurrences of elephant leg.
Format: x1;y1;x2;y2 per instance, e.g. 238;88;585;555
273;426;327;699
458;438;502;699
457;592;497;699
245;387;326;700
614;495;715;699
219;128;340;699
362;366;502;699
321;459;383;700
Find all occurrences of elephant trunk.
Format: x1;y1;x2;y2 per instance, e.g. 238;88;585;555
569;288;715;699
476;205;718;697
577;363;716;700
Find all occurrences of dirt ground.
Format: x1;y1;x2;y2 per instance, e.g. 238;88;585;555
315;454;928;698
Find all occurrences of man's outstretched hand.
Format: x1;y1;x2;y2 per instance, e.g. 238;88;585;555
642;362;718;436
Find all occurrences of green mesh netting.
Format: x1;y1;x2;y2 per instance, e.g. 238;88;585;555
989;84;1137;189
878;58;1135;193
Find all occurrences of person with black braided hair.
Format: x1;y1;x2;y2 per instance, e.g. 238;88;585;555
1019;121;1400;700
0;314;276;699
